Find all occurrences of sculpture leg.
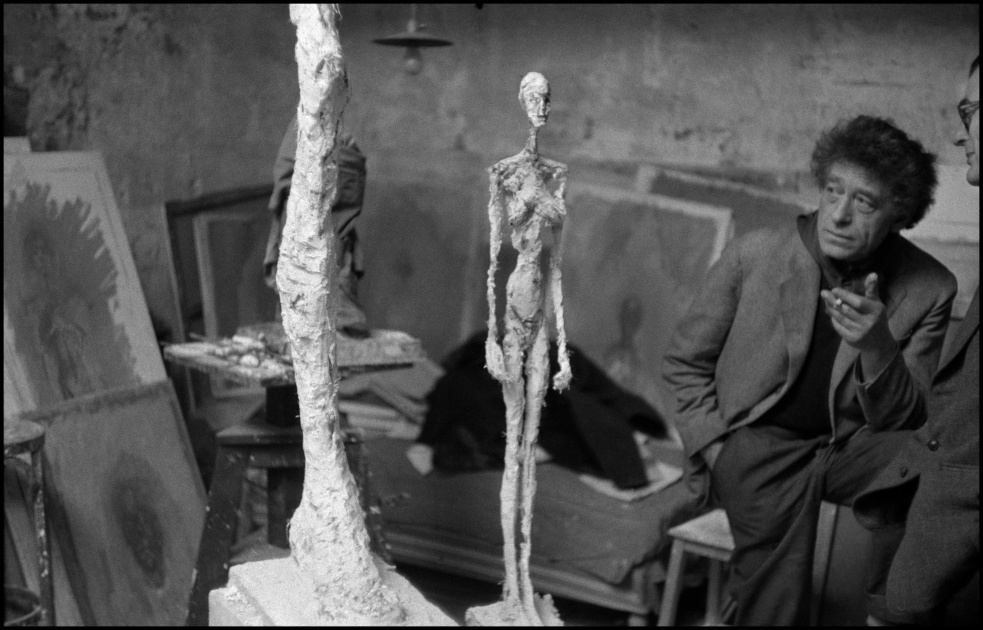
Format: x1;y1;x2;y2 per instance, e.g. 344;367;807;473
499;321;526;607
518;323;550;622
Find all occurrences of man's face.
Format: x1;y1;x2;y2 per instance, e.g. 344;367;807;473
522;87;550;129
955;67;980;187
817;161;905;263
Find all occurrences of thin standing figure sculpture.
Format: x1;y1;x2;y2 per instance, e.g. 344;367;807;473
472;72;572;627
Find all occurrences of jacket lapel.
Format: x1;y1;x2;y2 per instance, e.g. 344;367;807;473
936;288;980;376
780;241;820;387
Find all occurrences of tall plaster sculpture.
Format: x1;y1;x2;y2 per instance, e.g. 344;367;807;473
269;4;452;625
467;72;571;627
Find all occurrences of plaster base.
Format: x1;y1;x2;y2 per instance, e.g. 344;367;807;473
465;594;563;626
209;554;456;626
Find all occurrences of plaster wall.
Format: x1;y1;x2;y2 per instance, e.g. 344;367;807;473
4;3;978;364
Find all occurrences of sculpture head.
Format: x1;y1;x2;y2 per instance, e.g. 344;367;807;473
519;72;550;129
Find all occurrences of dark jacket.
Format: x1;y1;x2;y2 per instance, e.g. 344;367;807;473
419;332;668;488
663;216;957;499
854;288;980;617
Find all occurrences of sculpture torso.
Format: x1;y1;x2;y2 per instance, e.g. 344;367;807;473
492;152;567;330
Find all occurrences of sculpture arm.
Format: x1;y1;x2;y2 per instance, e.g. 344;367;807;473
485;168;508;382
542;159;568;193
549;215;572;392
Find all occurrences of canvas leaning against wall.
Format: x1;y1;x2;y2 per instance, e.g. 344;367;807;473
3;152;166;415
193;205;278;397
562;184;733;419
14;381;206;626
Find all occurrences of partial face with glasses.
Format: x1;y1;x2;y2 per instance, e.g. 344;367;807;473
816;161;907;264
955;66;979;187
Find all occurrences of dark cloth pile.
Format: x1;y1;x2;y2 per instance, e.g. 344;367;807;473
419;332;668;489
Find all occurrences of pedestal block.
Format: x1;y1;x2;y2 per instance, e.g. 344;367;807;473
209;555;457;626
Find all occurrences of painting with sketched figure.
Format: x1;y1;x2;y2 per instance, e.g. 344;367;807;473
562;184;733;419
4;152;166;415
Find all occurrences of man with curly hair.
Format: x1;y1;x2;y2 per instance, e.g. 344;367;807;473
663;114;957;625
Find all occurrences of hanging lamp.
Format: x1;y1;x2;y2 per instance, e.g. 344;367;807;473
373;4;453;75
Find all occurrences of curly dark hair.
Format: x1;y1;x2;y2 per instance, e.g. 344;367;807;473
810;115;938;229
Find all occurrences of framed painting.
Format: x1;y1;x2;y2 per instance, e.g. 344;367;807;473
635;164;811;238
562;183;733;419
3;152;166;415
192;204;278;397
15;380;206;626
359;149;487;362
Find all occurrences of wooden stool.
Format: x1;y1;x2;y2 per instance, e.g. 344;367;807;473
4;419;54;626
657;503;840;626
184;417;387;626
658;508;734;626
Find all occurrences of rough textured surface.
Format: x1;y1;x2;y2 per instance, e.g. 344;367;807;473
475;73;569;627
270;5;452;625
275;4;404;624
340;5;978;169
209;556;455;626
466;595;561;627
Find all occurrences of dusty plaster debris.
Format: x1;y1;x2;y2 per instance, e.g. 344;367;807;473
471;72;570;627
276;4;405;624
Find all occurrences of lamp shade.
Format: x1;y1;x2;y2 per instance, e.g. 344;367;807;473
373;30;452;48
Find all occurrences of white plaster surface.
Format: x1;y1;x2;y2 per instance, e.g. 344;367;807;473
209;556;457;626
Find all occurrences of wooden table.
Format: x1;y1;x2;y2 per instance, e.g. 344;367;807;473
163;326;426;387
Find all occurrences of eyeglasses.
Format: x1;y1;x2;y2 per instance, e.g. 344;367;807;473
958;100;980;130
